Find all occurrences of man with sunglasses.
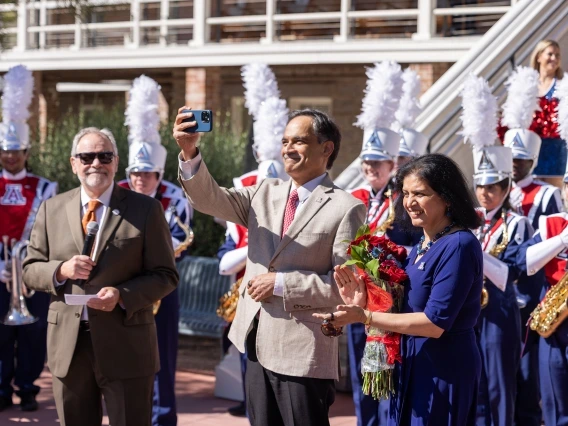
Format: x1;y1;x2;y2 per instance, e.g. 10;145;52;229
0;65;58;412
23;127;178;426
174;107;365;426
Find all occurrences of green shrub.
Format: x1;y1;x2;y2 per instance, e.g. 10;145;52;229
28;106;247;257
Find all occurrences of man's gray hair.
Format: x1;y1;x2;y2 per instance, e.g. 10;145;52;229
70;127;119;157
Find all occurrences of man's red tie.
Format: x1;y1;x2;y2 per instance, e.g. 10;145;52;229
281;189;299;237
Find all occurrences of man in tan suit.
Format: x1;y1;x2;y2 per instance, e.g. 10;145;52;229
173;108;365;426
22;127;178;426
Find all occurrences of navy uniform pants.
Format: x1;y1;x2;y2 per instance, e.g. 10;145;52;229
347;323;389;426
514;276;542;426
540;320;568;426
0;287;49;399
514;307;541;426
152;288;179;426
476;284;521;426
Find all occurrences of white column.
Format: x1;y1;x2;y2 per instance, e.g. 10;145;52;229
160;0;169;47
72;4;81;49
131;0;140;48
39;0;46;49
260;0;275;44
16;0;28;52
412;0;436;41
334;0;351;42
190;0;209;46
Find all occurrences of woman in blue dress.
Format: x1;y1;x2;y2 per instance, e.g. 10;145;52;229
316;154;483;425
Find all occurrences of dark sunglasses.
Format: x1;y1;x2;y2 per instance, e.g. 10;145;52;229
321;319;343;338
74;151;115;165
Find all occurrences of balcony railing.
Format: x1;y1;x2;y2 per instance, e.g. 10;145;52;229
0;0;518;52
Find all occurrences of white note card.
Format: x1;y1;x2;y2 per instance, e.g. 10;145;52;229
65;294;98;306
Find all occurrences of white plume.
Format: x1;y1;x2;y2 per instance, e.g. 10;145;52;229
125;75;161;145
501;66;540;129
556;77;568;142
253;96;288;162
394;68;422;129
355;61;404;130
2;65;34;124
459;74;498;149
242;63;280;120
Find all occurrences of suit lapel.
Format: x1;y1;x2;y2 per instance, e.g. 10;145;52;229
271;180;292;250
271;175;333;261
65;189;84;253
93;185;128;262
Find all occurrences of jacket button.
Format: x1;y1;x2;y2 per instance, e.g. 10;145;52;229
269;267;275;272
75;312;80;318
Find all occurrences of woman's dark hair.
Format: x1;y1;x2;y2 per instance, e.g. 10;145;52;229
288;109;341;169
393;153;482;230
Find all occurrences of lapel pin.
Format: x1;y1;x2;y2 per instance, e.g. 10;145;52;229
316;197;323;203
418;262;425;270
112;209;120;216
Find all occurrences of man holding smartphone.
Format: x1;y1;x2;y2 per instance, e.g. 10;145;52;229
173;107;365;426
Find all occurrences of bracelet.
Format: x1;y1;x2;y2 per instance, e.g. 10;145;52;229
364;310;372;326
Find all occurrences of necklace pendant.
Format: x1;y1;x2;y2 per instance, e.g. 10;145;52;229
418;262;425;270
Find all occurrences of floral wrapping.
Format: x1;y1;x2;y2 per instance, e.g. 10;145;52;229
361;275;404;400
344;225;408;400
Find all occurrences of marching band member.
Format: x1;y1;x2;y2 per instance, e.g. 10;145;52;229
349;62;419;426
0;65;57;411
118;75;191;426
516;76;568;426
501;66;560;426
217;63;288;417
461;75;529;426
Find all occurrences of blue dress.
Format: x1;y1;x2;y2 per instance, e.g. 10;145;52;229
389;230;483;426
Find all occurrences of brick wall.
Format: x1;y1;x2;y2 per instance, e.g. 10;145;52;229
31;62;451;176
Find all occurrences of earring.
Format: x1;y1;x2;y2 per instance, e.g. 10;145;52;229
446;207;452;217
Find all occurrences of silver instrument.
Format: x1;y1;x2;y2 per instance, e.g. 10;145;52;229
2;240;38;326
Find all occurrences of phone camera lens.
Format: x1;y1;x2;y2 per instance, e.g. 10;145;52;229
201;111;211;123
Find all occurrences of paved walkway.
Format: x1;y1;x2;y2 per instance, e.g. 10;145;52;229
0;368;357;425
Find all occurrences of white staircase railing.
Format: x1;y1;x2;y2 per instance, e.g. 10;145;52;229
335;0;568;189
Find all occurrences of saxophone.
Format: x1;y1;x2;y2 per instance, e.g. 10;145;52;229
481;210;509;309
216;277;242;322
375;189;395;235
529;266;568;338
153;206;195;315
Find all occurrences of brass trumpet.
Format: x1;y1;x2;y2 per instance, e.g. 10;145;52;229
2;239;37;325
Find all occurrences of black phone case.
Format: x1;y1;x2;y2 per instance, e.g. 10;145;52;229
182;109;213;133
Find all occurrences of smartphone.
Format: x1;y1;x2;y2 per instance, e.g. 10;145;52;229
182;109;213;133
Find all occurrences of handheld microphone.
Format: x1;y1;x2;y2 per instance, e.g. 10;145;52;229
79;221;99;285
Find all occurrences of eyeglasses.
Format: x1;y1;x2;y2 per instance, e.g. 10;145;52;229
320;320;343;338
74;152;115;165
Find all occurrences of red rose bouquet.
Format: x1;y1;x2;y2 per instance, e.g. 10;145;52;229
344;225;408;400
